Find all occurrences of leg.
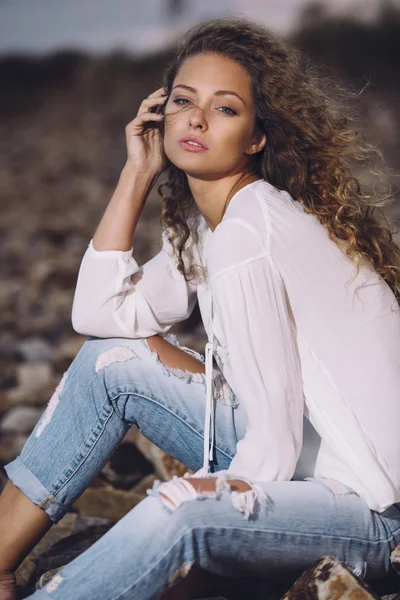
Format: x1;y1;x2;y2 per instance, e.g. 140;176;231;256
24;480;400;600
0;333;245;593
0;332;207;594
145;334;206;375
0;481;52;599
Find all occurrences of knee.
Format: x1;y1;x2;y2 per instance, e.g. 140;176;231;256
148;473;270;521
72;336;151;374
47;336;150;406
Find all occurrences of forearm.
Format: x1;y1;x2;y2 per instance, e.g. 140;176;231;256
92;162;158;252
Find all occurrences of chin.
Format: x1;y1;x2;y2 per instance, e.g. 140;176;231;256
167;154;208;172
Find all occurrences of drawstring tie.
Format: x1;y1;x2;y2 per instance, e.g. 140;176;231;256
202;337;217;473
201;284;216;475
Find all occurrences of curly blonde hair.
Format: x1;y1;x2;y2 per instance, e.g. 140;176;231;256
157;16;400;309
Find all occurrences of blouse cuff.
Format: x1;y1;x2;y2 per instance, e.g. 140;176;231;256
87;239;134;261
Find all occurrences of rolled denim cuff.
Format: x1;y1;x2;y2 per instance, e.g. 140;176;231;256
4;456;68;523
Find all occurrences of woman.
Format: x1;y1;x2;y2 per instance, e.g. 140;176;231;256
1;15;400;600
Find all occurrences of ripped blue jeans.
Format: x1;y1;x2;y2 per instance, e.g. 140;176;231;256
4;334;400;600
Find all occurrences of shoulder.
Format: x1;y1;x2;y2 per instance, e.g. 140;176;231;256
206;179;271;266
206;219;269;282
222;178;302;239
206;179;303;278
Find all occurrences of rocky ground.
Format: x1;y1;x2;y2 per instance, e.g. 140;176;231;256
1;8;400;599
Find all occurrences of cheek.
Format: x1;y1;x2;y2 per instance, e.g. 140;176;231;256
217;131;249;160
162;112;181;143
163;141;175;164
162;127;176;159
217;120;249;145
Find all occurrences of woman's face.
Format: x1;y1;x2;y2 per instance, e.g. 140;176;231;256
163;52;260;179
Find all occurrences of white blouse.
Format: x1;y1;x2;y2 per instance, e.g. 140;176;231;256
71;178;400;513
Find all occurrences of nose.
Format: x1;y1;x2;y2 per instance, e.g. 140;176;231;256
189;104;207;130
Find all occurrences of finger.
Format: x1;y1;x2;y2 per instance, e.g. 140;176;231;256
137;95;168;117
145;87;169;99
126;111;163;132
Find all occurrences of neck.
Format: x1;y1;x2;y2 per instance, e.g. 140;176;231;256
186;171;260;232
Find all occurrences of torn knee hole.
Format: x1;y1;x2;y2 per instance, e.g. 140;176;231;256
35;372;68;438
95;346;138;372
147;472;269;520
145;339;205;385
163;365;205;384
45;573;64;593
228;479;252;493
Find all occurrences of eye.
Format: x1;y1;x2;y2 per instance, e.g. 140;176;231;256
173;98;237;116
173;98;190;106
218;106;236;116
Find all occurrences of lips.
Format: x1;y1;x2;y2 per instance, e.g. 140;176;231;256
178;135;208;150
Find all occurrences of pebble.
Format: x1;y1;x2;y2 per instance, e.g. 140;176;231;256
18;337;54;362
7;362;53;404
0;405;43;433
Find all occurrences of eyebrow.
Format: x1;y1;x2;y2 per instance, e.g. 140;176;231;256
171;84;246;106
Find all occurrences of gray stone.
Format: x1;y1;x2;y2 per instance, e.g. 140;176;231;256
18;337;54;362
0;405;43;433
0;364;17;391
0;433;28;463
7;362;52;404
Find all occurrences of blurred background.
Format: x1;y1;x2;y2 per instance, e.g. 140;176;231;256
1;1;400;595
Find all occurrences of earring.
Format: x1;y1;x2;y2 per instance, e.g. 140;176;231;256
249;146;255;153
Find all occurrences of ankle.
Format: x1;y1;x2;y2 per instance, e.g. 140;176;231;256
0;480;53;572
0;571;16;584
0;571;16;600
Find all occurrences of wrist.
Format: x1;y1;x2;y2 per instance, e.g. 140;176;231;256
116;163;158;205
121;162;158;187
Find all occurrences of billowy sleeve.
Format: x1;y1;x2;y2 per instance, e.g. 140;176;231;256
71;224;199;338
209;220;305;482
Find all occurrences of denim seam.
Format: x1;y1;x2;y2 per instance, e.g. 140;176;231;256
108;388;234;461
51;404;115;498
179;524;400;545
199;524;400;545
108;384;203;425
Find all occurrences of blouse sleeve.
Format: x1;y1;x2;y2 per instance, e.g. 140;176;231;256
209;221;305;482
71;224;199;338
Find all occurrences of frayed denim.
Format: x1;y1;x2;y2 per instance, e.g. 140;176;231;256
4;334;400;600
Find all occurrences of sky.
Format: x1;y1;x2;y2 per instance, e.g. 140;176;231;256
0;0;396;57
